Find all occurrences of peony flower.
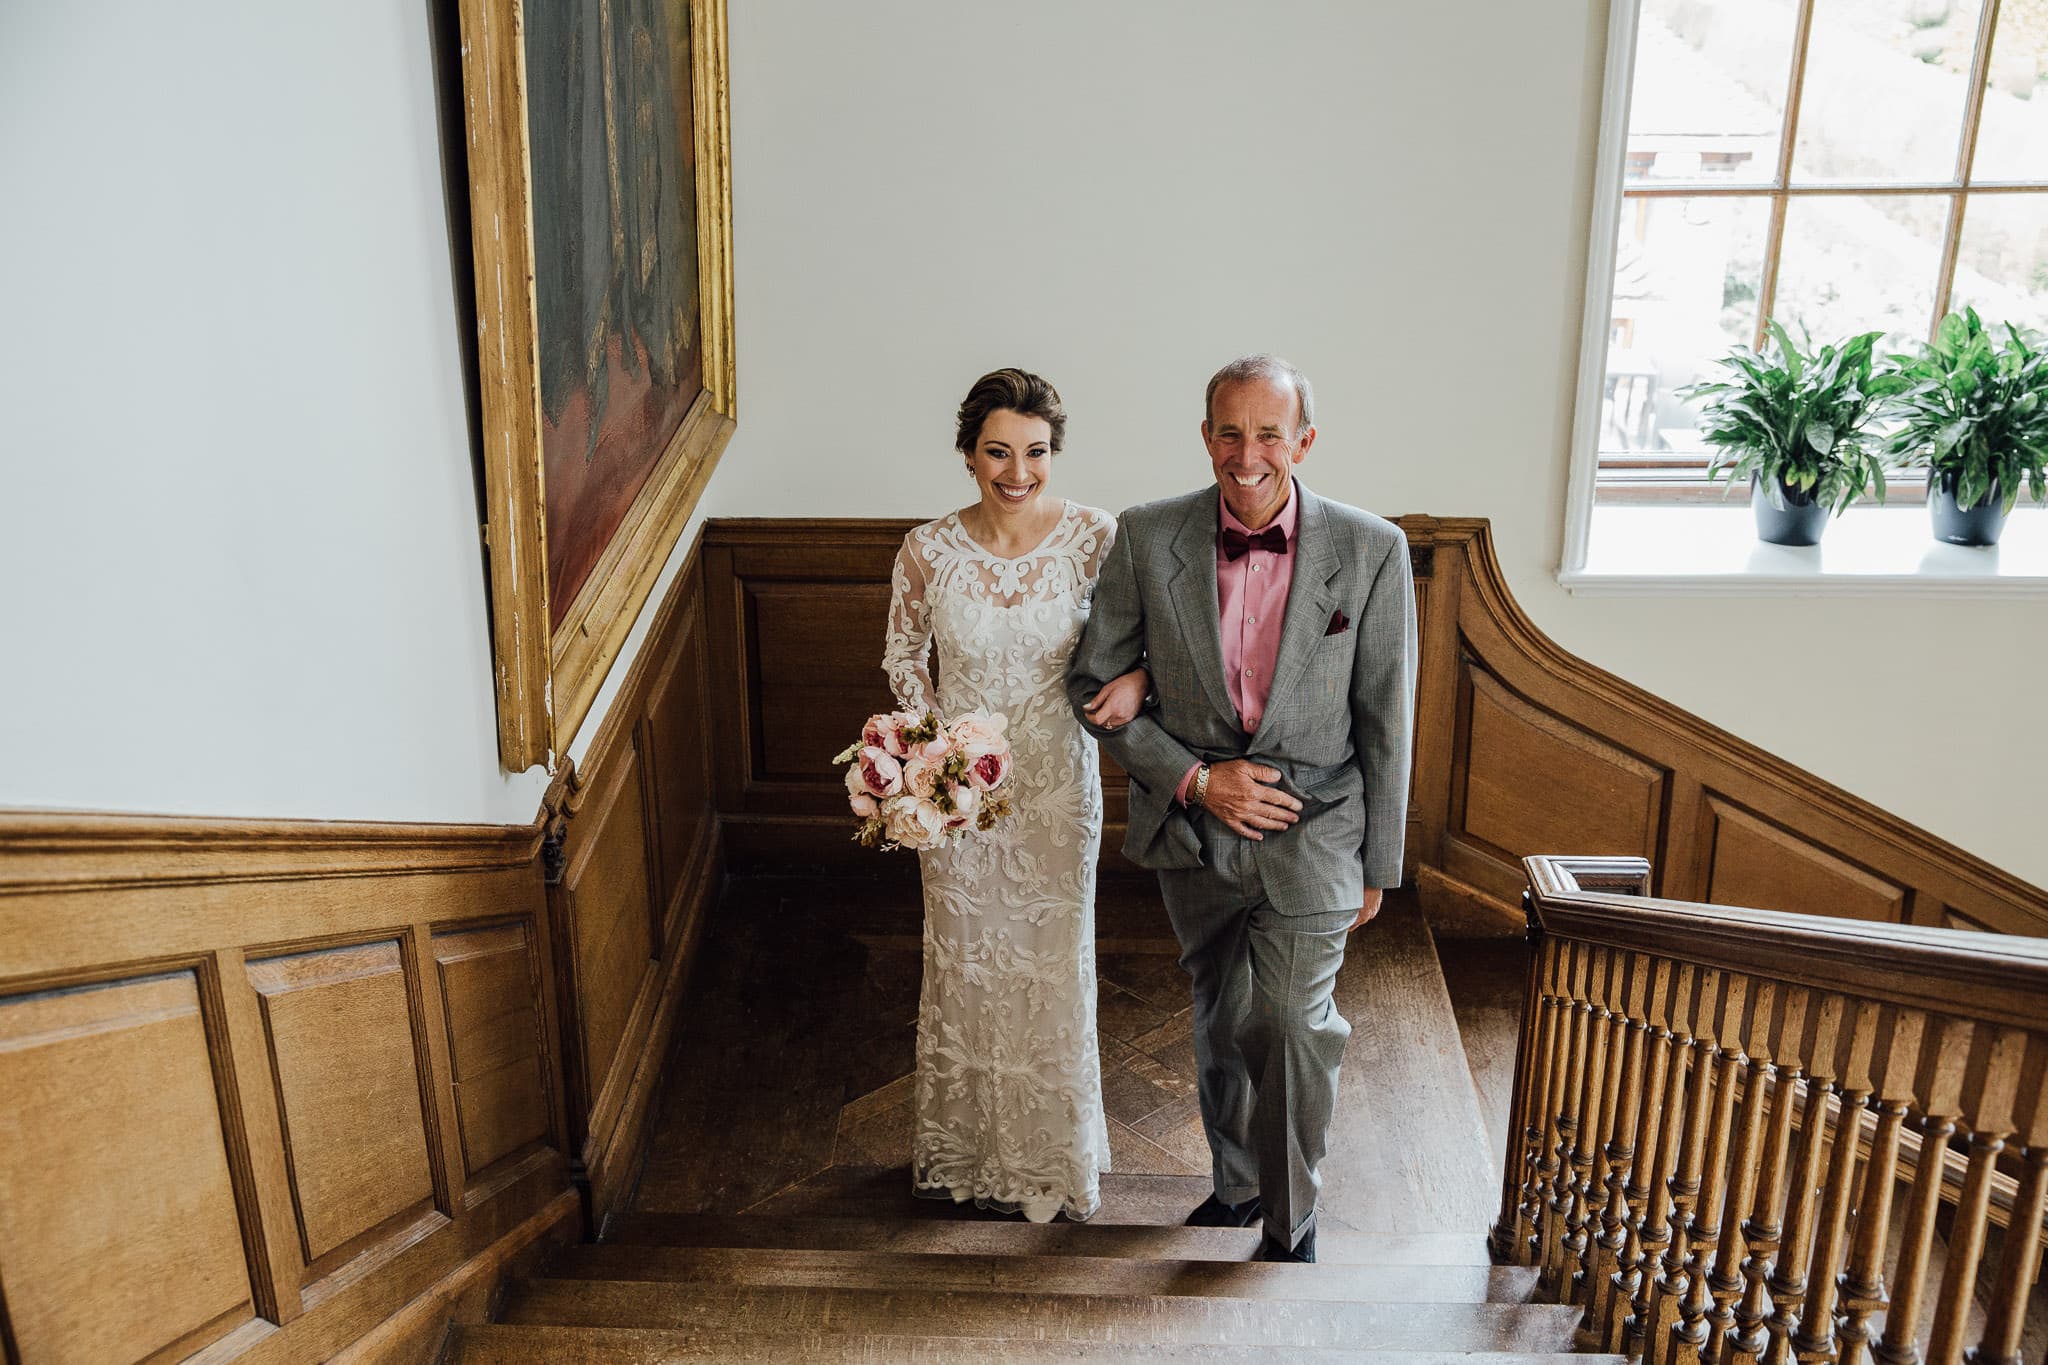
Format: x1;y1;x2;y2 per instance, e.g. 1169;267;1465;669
946;781;981;827
966;747;1012;791
950;710;1009;757
919;730;955;761
882;794;946;848
854;745;903;798
849;791;879;818
900;755;942;800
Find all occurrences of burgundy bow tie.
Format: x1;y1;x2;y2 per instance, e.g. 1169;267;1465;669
1220;524;1288;562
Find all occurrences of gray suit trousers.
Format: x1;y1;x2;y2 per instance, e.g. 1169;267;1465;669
1158;819;1353;1250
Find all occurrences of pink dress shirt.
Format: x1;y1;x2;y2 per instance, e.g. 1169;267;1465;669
1176;481;1299;805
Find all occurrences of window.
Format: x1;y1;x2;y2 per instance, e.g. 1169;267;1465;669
1585;0;2048;506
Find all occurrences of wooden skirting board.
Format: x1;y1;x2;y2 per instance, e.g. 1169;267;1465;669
0;550;720;1363
699;514;2048;938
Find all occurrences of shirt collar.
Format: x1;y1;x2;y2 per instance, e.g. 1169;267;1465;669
1218;477;1299;540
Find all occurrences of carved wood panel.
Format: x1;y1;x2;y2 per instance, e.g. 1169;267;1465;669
1445;657;1668;905
246;940;439;1270
558;748;660;1142
433;922;549;1177
747;579;896;783
642;591;715;937
0;970;253;1363
1698;794;1911;924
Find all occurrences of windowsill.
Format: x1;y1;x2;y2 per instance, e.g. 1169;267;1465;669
1562;503;2048;597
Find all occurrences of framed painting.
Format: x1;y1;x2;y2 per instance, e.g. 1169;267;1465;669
457;0;734;768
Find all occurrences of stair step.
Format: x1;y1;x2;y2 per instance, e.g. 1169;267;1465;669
452;1322;1624;1363
608;1212;1494;1265
501;1278;1586;1352
733;1165;1217;1224
552;1244;1538;1303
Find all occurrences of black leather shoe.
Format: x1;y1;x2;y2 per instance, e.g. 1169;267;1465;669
1255;1228;1316;1263
1185;1194;1263;1227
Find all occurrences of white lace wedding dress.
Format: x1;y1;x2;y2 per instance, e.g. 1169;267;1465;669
883;500;1115;1222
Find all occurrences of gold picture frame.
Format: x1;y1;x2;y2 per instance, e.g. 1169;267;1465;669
456;0;735;770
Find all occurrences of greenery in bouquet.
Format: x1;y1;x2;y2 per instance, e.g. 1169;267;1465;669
836;709;1014;852
1884;308;2048;515
1677;321;1906;514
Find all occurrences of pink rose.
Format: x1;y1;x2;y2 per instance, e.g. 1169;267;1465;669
854;746;903;798
967;748;1012;791
882;794;946;848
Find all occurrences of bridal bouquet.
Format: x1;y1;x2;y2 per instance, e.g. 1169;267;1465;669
835;709;1014;851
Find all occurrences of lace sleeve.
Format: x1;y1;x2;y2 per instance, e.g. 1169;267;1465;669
883;536;936;713
1079;506;1119;595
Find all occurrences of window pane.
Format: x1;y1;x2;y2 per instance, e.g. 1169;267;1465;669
1791;0;1986;184
1772;194;1949;348
1626;0;1795;187
1950;192;2048;332
1602;195;1771;472
1970;6;2048;181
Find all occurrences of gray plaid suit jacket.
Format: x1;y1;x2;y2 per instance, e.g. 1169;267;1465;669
1068;482;1418;913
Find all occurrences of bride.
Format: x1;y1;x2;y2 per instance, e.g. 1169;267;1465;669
883;368;1149;1221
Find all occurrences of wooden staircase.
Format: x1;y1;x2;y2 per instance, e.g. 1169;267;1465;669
448;1190;1628;1361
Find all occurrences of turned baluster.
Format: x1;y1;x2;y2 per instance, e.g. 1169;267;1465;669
1704;981;1779;1362
1671;974;1758;1365
1762;994;1847;1365
1965;1140;2047;1365
1646;969;1729;1365
1566;948;1621;1306
1927;1027;2028;1365
1836;1010;1929;1365
1544;944;1595;1296
1628;963;1701;1359
1589;951;1655;1344
1791;1001;1879;1364
1729;987;1813;1365
1610;957;1680;1354
1493;899;1551;1264
1517;940;1567;1264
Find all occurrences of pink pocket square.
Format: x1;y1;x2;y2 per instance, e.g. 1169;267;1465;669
1325;609;1350;636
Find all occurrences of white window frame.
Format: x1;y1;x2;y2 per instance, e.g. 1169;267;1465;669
1557;0;2048;598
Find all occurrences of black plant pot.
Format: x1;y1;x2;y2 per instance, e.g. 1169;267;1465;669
1928;470;2009;548
1751;474;1828;547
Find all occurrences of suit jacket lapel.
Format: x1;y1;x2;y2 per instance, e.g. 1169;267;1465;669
1166;491;1240;735
1247;485;1337;752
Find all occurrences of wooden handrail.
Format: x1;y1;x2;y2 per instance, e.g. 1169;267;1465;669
1496;856;2048;1365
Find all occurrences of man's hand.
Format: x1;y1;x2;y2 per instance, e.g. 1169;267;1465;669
1349;888;1385;931
1199;760;1302;841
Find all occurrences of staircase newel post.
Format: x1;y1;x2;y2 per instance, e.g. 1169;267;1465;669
1588;950;1651;1344
1492;889;1548;1266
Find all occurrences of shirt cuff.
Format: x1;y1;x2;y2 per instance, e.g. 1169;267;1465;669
1174;762;1202;808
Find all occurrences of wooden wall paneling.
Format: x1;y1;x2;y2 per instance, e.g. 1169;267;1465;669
432;922;551;1180
1696;794;1912;924
244;940;442;1278
1653;773;1707;903
555;748;662;1163
640;584;715;946
215;947;310;1325
0;969;255;1363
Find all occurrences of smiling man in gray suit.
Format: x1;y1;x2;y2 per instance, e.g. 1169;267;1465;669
1068;354;1417;1263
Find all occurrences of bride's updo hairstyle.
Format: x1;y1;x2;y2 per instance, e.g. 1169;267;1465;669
955;368;1067;456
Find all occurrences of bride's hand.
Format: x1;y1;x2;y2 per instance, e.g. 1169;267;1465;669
1083;667;1151;730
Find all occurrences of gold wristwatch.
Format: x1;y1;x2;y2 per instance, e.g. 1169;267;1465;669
1190;764;1211;809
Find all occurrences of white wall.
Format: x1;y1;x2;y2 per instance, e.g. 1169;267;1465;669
709;0;2048;889
0;1;560;824
3;1;2038;888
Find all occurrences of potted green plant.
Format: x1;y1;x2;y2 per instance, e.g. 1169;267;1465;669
1885;308;2048;548
1678;322;1903;547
